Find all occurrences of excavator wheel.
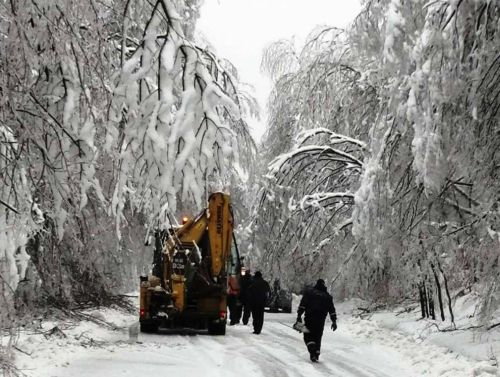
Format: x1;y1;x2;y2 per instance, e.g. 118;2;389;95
140;322;159;333
207;321;226;335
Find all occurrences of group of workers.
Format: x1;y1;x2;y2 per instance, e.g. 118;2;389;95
228;270;337;363
227;269;270;334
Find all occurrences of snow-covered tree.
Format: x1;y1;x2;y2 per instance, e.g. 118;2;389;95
0;0;254;331
108;0;249;229
256;27;373;291
349;0;500;317
260;0;500;322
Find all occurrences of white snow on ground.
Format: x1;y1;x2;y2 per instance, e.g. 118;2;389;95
368;304;500;362
336;300;499;377
9;296;500;377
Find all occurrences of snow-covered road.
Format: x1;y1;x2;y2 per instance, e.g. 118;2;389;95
22;312;416;377
14;305;499;377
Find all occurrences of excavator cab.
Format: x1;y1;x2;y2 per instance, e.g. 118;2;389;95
139;193;240;335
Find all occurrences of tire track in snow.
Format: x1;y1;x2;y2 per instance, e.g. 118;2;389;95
265;323;374;376
201;328;298;377
264;320;404;377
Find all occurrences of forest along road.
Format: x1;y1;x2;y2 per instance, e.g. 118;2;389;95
36;312;420;377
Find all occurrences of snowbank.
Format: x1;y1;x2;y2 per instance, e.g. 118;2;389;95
336;296;499;376
9;306;136;376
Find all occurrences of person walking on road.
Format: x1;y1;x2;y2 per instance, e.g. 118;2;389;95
227;275;242;325
239;268;253;325
295;279;337;362
247;271;271;334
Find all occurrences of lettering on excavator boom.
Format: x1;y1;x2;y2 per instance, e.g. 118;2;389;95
216;205;223;234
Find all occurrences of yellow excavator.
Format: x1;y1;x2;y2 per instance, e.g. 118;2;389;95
139;192;241;335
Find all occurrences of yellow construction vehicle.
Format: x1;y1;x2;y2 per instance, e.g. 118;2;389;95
139;192;241;335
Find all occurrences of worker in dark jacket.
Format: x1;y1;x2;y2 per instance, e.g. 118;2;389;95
296;279;337;362
247;271;271;334
239;268;253;325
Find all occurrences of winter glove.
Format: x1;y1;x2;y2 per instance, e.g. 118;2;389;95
331;322;337;332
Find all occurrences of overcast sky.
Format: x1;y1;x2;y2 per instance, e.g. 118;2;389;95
197;0;361;141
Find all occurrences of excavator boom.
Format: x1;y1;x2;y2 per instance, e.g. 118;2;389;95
208;192;233;278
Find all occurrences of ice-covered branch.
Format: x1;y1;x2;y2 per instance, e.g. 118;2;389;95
269;145;363;174
299;192;355;210
295;128;367;149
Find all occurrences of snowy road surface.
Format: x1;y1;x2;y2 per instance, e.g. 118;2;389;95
34;314;411;377
15;308;498;377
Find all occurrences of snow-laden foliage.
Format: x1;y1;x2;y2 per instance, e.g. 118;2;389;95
257;26;372;291
108;1;253;231
258;130;366;290
0;0;254;328
350;0;500;314
0;126;34;328
260;0;500;321
0;0;114;325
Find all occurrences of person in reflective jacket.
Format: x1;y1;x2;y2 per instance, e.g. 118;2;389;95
295;279;337;362
227;275;242;325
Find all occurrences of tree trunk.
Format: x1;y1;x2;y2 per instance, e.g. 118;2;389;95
438;261;455;328
431;263;445;321
428;289;435;320
419;284;426;318
422;281;429;318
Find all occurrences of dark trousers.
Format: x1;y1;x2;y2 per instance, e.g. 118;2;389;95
303;318;325;356
251;305;265;333
242;303;251;325
227;295;242;324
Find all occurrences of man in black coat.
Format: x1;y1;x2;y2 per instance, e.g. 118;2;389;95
239;268;253;325
247;271;271;334
296;279;337;362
